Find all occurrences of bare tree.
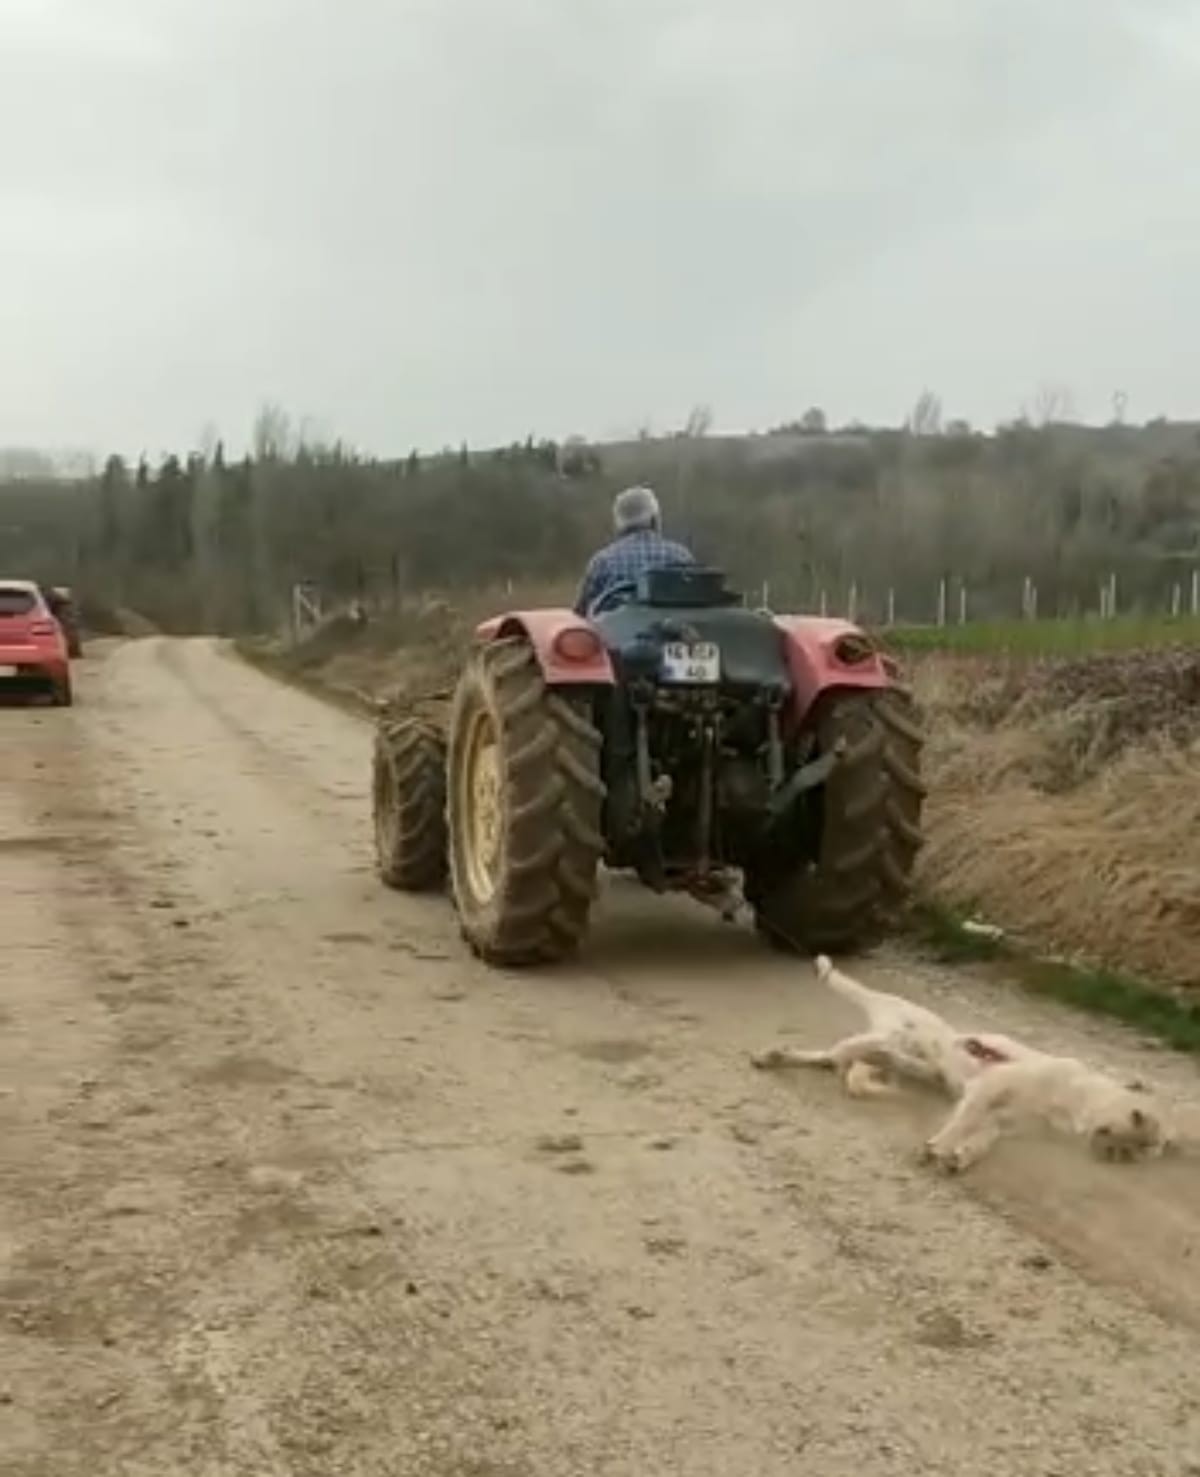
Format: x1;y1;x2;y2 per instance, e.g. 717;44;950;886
252;403;293;461
196;421;221;464
1026;382;1076;427
908;389;943;437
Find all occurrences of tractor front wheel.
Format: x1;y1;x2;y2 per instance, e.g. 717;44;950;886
373;715;448;891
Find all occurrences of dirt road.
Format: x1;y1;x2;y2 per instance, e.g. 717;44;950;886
4;638;1200;1476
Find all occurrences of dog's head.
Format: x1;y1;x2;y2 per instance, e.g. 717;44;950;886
1089;1092;1171;1163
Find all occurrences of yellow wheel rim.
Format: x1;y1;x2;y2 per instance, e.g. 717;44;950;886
460;709;503;904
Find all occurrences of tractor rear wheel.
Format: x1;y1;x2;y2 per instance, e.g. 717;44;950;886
373;715;448;890
447;638;605;966
748;686;925;954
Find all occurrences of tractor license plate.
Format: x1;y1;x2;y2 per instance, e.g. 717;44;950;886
0;665;16;678
660;641;720;684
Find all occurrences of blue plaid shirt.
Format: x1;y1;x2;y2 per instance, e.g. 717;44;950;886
573;529;696;618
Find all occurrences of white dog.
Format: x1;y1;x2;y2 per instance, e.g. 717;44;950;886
921;1052;1171;1172
750;954;1021;1099
752;955;1175;1172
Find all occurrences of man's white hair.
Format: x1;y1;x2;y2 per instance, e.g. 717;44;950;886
613;484;660;533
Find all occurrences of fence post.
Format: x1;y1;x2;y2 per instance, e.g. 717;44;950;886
1172;583;1182;618
886;587;896;627
819;589;828;617
936;579;947;628
958;583;968;626
1192;569;1199;617
1107;572;1117;619
847;581;858;623
761;580;770;610
290;581;321;643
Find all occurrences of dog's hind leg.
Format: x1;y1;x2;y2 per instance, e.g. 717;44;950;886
842;1059;896;1098
752;1032;891;1086
751;1045;838;1071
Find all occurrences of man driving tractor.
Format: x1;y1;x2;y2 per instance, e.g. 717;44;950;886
573;485;695;619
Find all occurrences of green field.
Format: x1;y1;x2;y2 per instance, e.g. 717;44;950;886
879;613;1200;656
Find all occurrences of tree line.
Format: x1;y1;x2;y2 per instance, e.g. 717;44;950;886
1;408;1198;632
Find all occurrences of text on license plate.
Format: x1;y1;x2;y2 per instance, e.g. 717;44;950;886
660;641;720;683
0;665;17;678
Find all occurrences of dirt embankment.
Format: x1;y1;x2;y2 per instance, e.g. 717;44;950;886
241;589;550;715
250;604;1200;991
914;648;1200;989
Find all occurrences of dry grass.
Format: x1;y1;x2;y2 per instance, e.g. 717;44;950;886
246;579;575;711
915;652;1200;990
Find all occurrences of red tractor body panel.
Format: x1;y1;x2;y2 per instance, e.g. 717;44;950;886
773;615;892;728
475;609;616;687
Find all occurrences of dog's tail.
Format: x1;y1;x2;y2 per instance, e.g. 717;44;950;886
813;954;874;1009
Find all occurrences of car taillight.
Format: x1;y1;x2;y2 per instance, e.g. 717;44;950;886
552;627;603;663
30;620;59;638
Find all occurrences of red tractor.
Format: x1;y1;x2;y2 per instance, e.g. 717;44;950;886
372;568;924;965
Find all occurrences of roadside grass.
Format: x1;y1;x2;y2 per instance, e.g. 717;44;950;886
911;902;1200;1053
882;613;1200;657
234;635;377;717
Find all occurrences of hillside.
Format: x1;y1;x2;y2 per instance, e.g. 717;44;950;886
2;416;1200;637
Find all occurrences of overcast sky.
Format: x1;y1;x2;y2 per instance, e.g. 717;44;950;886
1;0;1197;459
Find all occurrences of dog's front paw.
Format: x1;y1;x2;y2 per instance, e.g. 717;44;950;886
920;1141;966;1175
750;1048;786;1071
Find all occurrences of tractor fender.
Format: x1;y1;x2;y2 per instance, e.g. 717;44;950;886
774;616;892;728
475;609;616;686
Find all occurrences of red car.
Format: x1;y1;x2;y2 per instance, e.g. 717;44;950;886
0;579;73;706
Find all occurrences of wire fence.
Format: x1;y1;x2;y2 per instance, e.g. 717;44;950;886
752;569;1200;630
290;564;1200;651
